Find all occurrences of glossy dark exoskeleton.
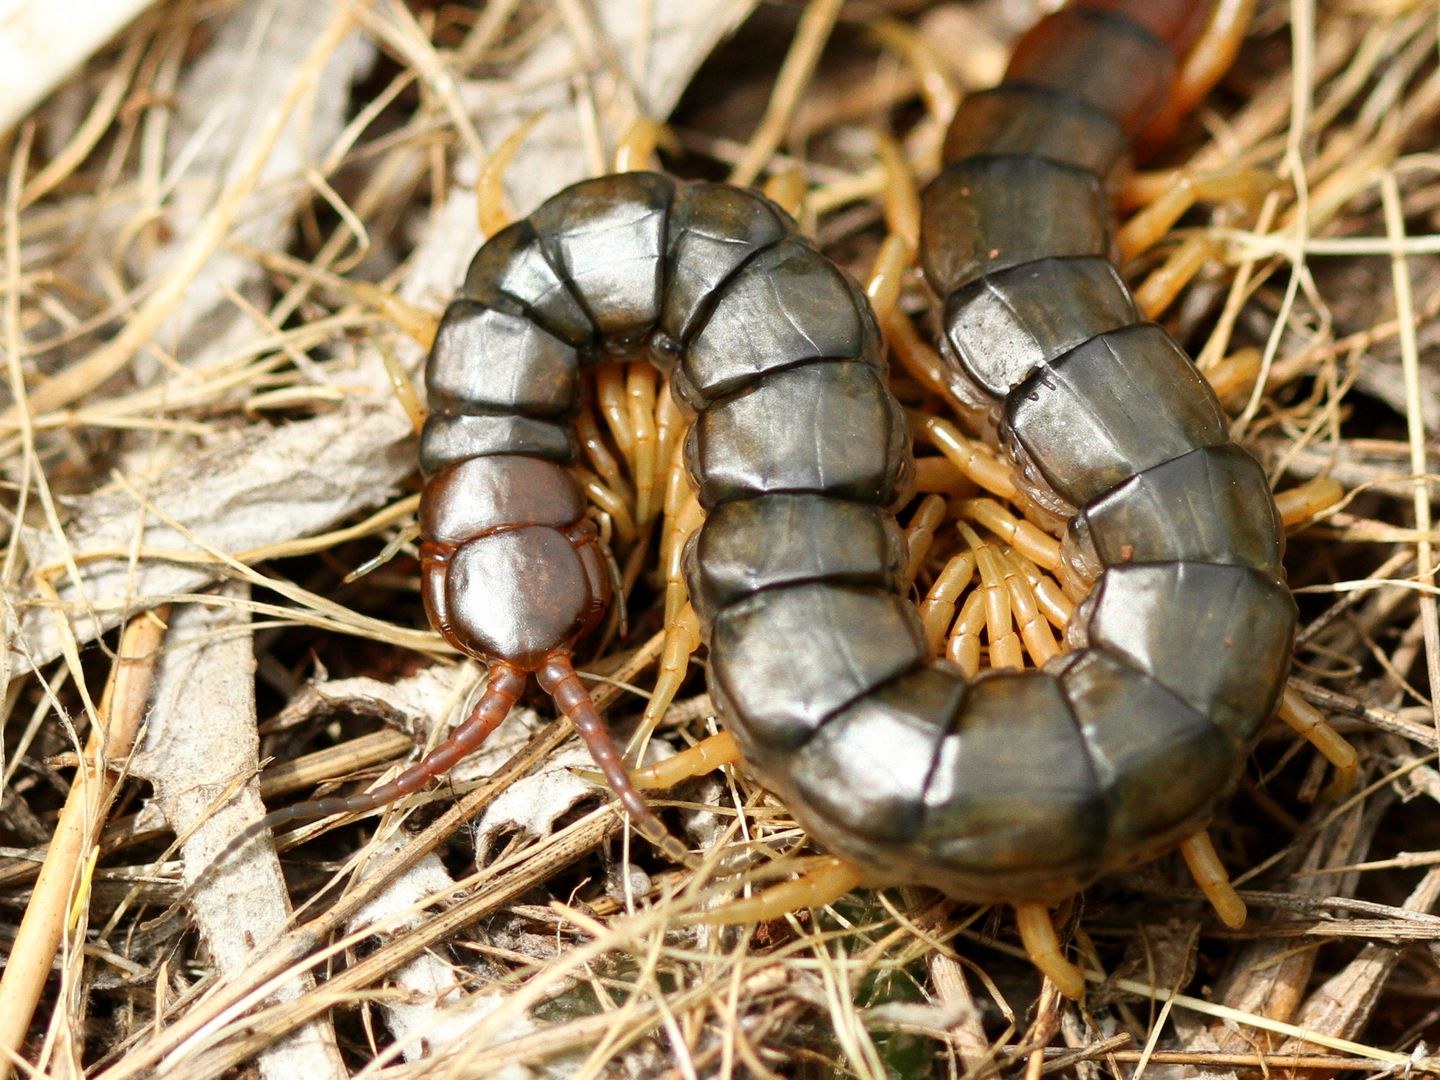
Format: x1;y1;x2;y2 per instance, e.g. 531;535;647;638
238;0;1293;906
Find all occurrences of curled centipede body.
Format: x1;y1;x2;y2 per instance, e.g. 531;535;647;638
229;0;1296;980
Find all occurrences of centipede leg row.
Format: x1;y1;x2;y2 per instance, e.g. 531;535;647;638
232;0;1295;996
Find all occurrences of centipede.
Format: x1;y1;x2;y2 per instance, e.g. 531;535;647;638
215;0;1335;1001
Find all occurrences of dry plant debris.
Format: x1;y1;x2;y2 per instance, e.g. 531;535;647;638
2;0;1440;1076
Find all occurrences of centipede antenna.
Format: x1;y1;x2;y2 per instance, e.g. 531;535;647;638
536;653;700;871
206;664;529;874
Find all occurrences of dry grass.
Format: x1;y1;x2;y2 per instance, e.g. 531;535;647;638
3;0;1440;1076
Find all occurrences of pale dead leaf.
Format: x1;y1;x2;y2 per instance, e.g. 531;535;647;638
131;586;345;1080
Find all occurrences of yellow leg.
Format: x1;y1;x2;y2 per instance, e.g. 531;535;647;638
917;414;1018;501
864;144;910;329
864;140;963;414
631;729;743;791
1139;0;1259;151
1203;346;1262;404
374;337;428;434
1006;551;1074;632
866;233;911;330
1117;166;1277;262
912;455;972;496
576;406;634;506
1119;165;1276;320
661;489;705;630
762;167;809;220
626;363;660;526
1274;476;1345;528
958;497;1061;572
581;357;676;537
918;550;977;655
575;357;687;554
1277;687;1359;799
872;130;920;253
1014;903;1086;1000
1178;830;1247;930
948;504;1066;667
691;855;864;927
569;468;636;546
614;117;679;173
996;547;1060;668
960;523;1023;672
626;602;702;764
866;18;960;178
902;494;948;587
1133;235;1227;321
595;362;637;473
628;440;708;765
946;590;986;677
886;303;960;404
653;386;687;525
343;521;422;583
353;283;440;351
657;455;689;612
477;112;544;238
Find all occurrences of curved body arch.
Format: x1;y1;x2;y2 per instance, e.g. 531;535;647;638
420;0;1292;904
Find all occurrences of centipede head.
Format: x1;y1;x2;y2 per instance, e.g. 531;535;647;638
416;455;692;867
